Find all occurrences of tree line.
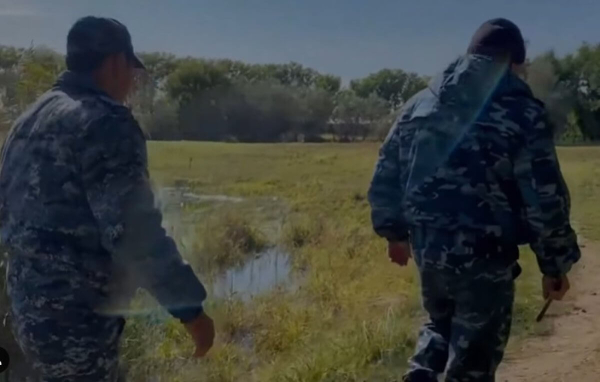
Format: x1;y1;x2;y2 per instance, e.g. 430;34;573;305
130;53;430;142
0;45;427;142
2;43;600;143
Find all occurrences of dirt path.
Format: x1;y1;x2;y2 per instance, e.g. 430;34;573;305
497;237;600;381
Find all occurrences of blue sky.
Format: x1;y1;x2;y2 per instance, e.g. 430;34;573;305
0;0;598;81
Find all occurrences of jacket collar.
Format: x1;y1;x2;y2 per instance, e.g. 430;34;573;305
54;71;122;107
427;54;535;107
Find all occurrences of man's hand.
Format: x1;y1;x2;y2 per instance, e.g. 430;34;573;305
543;274;570;301
388;240;412;267
183;312;215;358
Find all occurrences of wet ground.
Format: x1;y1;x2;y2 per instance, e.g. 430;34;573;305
156;186;297;301
211;246;299;300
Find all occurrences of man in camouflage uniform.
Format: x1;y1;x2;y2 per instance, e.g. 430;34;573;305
0;17;214;381
368;18;581;382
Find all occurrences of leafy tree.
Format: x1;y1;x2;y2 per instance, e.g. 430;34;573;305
0;68;20;119
526;51;576;138
165;59;231;104
267;62;318;87
350;69;427;110
212;59;254;81
549;44;600;140
24;46;65;74
138;52;178;86
15;46;64;109
229;81;299;142
314;74;341;94
176;80;333;142
0;46;63;116
0;46;24;70
139;98;179;140
331;90;389;141
290;87;334;140
15;61;55;108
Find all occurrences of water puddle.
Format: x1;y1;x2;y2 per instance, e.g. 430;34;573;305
182;193;244;203
156;186;244;211
210;247;297;301
154;186;299;301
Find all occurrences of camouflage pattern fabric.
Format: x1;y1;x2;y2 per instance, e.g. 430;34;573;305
0;71;207;381
8;274;126;381
368;53;580;276
406;227;514;382
368;54;581;381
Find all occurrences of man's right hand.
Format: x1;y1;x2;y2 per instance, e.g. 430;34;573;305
543;274;570;301
183;312;215;358
388;241;412;267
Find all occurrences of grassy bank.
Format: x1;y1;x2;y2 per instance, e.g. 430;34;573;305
113;142;557;382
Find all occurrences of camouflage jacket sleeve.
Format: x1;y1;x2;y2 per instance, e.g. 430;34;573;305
80;109;206;323
368;125;409;241
514;111;581;277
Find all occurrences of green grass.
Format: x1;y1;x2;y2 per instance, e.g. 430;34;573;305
113;142;598;381
557;147;600;239
193;208;267;273
282;213;325;249
0;142;591;380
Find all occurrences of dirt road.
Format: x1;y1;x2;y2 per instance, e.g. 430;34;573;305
497;238;600;381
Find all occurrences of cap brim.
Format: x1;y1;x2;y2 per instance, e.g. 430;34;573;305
132;54;145;69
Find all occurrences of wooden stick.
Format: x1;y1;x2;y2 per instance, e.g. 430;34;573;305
536;298;553;322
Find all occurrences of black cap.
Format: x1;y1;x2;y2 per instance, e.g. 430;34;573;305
467;18;526;64
66;16;145;71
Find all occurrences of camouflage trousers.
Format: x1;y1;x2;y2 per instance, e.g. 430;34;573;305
10;302;125;382
403;227;517;382
8;258;126;382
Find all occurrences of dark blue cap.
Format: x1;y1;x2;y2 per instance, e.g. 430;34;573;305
66;16;145;71
467;18;526;64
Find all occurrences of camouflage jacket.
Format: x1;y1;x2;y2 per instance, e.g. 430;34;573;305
368;55;581;277
0;71;206;322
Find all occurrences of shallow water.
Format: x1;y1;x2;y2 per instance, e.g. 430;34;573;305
156;186;297;301
156;186;244;210
182;192;244;203
211;247;296;301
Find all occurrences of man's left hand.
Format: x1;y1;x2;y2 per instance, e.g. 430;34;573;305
388;241;412;266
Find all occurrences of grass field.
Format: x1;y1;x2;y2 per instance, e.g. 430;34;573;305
109;141;595;382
